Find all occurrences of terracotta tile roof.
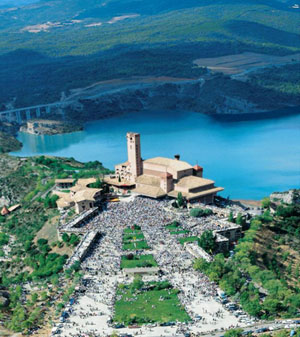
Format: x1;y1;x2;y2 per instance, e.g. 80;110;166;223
73;188;102;203
144;157;192;171
168;187;224;200
1;206;9;216
133;185;166;198
175;176;214;189
136;174;161;187
193;165;203;171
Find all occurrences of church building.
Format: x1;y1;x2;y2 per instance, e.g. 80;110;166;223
113;132;224;204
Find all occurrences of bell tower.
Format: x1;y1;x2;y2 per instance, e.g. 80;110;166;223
127;132;143;182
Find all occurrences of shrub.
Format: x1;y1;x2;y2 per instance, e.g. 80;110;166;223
190;208;212;218
198;230;216;253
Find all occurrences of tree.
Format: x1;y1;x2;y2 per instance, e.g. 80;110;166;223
69;234;80;246
236;213;245;226
198;230;216;253
228;211;235;223
62;233;69;243
37;238;48;247
131;275;144;291
31;293;38;304
90;177;103;188
44;194;59;208
193;258;209;272
260;210;273;223
263;297;282;316
177;192;184;207
261;197;271;209
224;328;244;337
190;208;204;217
242;296;262;317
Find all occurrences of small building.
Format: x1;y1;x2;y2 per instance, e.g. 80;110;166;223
214;225;242;243
1;206;9;216
55;191;75;210
55;179;75;190
8;204;21;213
215;234;230;253
55;177;104;214
73;188;103;214
184;242;214;262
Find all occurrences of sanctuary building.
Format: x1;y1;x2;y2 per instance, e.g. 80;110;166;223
112;132;224;204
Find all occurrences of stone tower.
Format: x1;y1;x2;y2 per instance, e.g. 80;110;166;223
127;132;143;182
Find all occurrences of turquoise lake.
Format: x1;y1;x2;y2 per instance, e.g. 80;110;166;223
11;110;300;200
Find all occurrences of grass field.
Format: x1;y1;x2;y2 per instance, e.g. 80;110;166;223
178;236;199;245
114;282;191;325
166;223;181;231
193;52;300;75
123;233;145;242
124;228;142;234
120;255;157;269
122;241;150;251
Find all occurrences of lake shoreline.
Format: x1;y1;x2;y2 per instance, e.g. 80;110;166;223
10;110;300;200
210;106;300;122
78;105;300;132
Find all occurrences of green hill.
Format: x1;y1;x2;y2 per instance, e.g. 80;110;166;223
0;0;299;108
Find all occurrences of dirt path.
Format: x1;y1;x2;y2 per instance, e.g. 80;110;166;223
64;76;196;102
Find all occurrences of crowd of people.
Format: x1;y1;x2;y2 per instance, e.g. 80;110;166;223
55;196;249;337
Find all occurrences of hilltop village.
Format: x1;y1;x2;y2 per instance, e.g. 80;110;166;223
0;135;299;337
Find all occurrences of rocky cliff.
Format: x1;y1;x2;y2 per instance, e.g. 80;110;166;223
65;74;300;121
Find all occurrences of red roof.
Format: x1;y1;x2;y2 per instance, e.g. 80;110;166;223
1;206;10;216
193;165;203;171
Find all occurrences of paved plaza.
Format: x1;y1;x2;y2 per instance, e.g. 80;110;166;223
55;197;251;337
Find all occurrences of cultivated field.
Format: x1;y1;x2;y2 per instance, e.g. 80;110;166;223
193;52;300;75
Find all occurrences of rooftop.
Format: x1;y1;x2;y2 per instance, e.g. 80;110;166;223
144;157;192;171
76;178;97;187
193;165;203;171
175;176;214;189
104;177;135;187
168;187;224;200
136;174;161;187
73;188;102;203
133;185;166;199
54;191;74;208
70;185;85;193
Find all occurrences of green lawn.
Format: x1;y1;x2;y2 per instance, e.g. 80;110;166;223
114;282;191;325
170;230;190;235
123;240;150;251
124;228;142;235
120;255;157;269
123;233;145;242
166;224;181;231
178;236;199;245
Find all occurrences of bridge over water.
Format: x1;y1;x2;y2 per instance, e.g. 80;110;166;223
0;102;67;124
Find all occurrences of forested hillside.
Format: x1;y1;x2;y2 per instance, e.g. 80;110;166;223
0;155;110;333
194;193;300;319
0;0;299;109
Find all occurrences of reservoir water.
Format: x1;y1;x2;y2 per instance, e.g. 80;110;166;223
11;110;300;200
